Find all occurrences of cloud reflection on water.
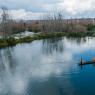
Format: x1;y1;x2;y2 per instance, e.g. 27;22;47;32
0;37;95;95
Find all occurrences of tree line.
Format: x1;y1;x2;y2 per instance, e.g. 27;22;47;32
39;12;95;33
0;6;95;39
0;6;27;39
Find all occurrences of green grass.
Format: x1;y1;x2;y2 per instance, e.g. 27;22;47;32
0;31;95;48
87;24;95;31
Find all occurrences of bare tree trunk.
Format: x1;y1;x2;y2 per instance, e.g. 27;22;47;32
40;11;64;33
1;6;13;39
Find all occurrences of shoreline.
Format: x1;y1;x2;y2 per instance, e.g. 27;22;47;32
0;31;95;48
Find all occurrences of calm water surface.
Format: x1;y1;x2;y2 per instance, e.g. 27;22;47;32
0;37;95;95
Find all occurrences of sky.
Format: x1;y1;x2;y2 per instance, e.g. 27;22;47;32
0;0;95;20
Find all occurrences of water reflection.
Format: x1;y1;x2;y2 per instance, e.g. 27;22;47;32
80;63;95;70
42;38;64;54
0;48;16;74
0;37;95;95
66;37;87;45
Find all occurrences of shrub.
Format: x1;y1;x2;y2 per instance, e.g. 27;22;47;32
6;38;17;46
87;24;95;31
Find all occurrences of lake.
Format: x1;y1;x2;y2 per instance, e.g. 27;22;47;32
0;37;95;95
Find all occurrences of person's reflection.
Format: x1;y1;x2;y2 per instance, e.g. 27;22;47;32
42;38;64;55
80;65;83;70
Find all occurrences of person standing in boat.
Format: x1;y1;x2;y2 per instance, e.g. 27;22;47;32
80;58;83;65
92;58;95;62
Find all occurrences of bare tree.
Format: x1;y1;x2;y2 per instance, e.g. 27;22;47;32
40;12;64;33
1;6;12;39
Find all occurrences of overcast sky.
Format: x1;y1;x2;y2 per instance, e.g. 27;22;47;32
1;0;95;20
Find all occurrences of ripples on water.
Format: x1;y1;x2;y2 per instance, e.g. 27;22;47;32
0;37;95;95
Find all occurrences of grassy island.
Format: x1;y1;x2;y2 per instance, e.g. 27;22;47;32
0;31;95;48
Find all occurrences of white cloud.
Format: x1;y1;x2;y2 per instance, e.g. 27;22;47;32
40;0;95;15
57;0;95;15
0;0;95;19
10;9;44;20
0;9;44;20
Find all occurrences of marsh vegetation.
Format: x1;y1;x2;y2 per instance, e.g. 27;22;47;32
0;7;95;48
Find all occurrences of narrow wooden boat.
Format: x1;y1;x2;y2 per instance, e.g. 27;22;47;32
79;61;95;65
79;58;95;65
